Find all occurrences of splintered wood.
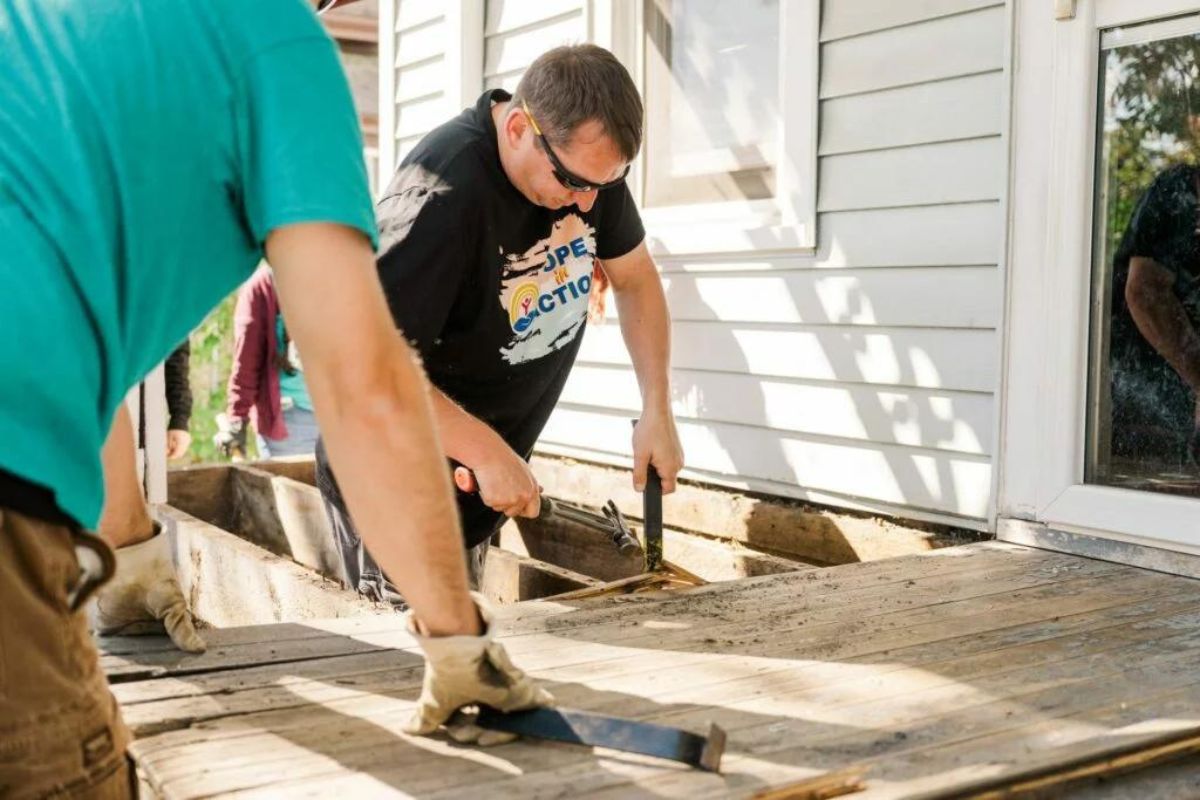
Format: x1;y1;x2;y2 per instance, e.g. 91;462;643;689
102;542;1200;798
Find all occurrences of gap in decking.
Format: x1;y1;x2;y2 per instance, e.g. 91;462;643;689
165;456;972;626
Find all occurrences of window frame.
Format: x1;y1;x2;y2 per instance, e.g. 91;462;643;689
591;0;818;257
1000;0;1200;555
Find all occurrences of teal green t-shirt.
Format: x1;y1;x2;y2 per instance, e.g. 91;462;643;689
276;314;313;413
0;0;378;527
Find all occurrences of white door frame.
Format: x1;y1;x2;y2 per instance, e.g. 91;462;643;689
123;364;168;506
999;0;1200;558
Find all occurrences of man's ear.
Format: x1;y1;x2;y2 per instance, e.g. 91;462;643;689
502;108;529;148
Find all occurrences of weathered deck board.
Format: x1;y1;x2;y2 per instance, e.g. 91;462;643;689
105;543;1200;798
107;543;1071;683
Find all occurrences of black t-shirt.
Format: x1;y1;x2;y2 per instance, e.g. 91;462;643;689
1111;164;1200;373
319;89;645;547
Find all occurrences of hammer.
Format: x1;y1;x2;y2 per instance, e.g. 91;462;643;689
453;467;641;556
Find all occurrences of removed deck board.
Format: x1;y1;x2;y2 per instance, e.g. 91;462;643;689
104;542;1200;798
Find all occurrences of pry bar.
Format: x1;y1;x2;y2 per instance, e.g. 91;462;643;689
643;464;663;573
540;496;641;555
476;706;725;772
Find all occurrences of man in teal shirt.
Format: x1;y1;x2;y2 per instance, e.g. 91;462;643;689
0;2;547;794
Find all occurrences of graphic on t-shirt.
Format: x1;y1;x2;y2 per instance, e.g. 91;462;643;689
498;214;596;364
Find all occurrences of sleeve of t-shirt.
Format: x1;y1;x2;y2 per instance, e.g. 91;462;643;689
1124;171;1188;275
164;341;192;431
374;186;471;355
237;37;378;250
595;183;646;261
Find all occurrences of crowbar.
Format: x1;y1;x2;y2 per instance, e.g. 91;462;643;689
453;466;640;556
476;706;726;772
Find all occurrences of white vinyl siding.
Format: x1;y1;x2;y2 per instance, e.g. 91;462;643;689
380;0;1009;528
483;0;586;91
380;0;448;169
540;0;1007;528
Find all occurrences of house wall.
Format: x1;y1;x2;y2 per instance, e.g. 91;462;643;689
380;0;1010;530
482;0;586;92
322;0;382;193
387;0;452;164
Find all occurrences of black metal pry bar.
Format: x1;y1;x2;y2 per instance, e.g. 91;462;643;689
642;464;663;573
630;417;664;573
476;706;726;772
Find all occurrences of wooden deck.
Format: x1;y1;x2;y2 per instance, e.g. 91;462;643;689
102;542;1200;798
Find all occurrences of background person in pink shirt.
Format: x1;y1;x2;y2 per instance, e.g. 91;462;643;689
217;266;320;459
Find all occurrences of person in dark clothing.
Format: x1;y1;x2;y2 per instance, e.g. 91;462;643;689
164;341;194;459
317;45;685;605
131;342;194;460
1109;162;1200;467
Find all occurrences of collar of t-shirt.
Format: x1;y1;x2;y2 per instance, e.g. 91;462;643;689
472;89;531;204
476;88;512;153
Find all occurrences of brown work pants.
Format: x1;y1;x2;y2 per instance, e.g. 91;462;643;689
0;508;134;799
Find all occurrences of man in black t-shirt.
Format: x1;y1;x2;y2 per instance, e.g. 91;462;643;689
317;45;684;604
1110;163;1200;465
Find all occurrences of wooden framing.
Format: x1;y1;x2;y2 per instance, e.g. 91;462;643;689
165;461;605;605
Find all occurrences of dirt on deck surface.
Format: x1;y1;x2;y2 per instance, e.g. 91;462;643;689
105;541;1200;798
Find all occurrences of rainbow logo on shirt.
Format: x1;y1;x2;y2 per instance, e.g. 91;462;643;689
498;214;598;363
509;283;541;332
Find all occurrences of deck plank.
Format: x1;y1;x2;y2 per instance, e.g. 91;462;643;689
110;543;1200;798
115;550;1145;734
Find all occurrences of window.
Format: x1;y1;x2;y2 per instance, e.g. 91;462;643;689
642;0;780;208
1088;15;1200;497
603;0;816;254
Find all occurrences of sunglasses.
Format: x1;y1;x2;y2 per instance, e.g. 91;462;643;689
521;100;630;193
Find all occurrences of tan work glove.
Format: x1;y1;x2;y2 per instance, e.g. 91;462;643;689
90;523;206;653
405;593;552;745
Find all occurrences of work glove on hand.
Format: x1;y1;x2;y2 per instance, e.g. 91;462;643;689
406;593;552;745
90;522;206;653
213;415;248;460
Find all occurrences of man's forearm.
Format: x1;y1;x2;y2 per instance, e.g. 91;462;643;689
613;271;672;412
315;345;478;634
429;379;541;519
609;254;684;492
1127;261;1200;390
97;403;155;547
430;387;513;467
268;223;479;637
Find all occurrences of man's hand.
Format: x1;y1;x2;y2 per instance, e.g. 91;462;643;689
90;523;206;653
602;243;682;493
214;414;248;459
632;409;684;494
454;444;541;518
406;593;552;744
166;429;192;460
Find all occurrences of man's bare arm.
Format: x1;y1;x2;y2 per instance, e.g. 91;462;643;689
428;388;540;518
603;241;684;493
266;222;479;637
1126;256;1200;391
96;403;154;547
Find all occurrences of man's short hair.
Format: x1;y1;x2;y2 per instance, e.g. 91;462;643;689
511;44;643;162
